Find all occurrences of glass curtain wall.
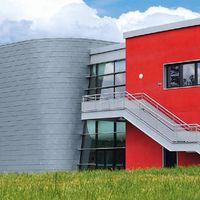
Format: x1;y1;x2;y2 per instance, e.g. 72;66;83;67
80;120;126;170
87;60;126;97
80;60;126;170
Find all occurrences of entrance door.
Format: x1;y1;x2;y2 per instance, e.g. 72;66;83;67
164;148;177;167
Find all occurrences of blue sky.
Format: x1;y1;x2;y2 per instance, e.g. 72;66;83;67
85;0;200;17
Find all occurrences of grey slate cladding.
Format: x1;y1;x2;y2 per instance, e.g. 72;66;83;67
0;38;115;172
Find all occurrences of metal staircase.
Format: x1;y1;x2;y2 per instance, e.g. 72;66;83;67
81;91;200;154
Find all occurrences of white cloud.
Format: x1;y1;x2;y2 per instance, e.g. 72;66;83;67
117;6;200;32
0;1;199;44
0;0;83;21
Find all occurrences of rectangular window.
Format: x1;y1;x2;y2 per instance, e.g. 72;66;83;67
82;134;96;148
198;63;200;84
87;60;125;95
98;121;114;148
183;63;195;86
167;65;180;88
166;61;200;88
85;120;96;134
116;122;126;147
115;60;125;72
90;65;96;76
98;121;114;134
80;120;126;170
80;150;96;165
89;77;96;89
97;75;114;88
98;63;114;75
115;73;125;86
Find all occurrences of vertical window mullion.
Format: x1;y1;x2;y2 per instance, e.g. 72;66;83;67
113;121;117;169
95;120;98;169
95;65;98;95
114;61;116;98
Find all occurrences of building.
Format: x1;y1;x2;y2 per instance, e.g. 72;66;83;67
0;38;114;172
0;19;200;172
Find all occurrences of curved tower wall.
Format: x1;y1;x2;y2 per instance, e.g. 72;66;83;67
0;38;114;172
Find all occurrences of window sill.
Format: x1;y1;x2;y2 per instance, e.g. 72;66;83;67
164;85;200;90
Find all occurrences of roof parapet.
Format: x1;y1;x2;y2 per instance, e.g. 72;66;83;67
123;18;200;39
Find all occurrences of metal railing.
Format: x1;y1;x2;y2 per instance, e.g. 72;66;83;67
82;91;200;133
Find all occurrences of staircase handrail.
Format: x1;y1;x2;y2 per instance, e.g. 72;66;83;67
125;92;200;132
82;91;200;132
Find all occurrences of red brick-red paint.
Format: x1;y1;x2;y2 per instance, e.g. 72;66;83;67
126;122;162;169
126;26;200;168
178;152;200;167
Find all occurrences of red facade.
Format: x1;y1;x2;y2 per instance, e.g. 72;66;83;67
126;26;200;169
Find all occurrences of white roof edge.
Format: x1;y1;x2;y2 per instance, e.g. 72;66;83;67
90;43;125;55
123;18;200;39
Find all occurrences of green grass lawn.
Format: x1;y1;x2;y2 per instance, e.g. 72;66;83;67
0;167;200;200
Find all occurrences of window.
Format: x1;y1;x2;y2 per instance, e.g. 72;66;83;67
90;65;96;76
80;60;126;170
87;60;126;96
115;60;126;72
166;61;200;88
183;63;195;86
167;65;180;88
197;63;200;84
98;63;114;75
79;120;126;170
97;75;114;88
115;73;125;85
98;121;114;148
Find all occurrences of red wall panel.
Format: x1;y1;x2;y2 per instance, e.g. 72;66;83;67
178;152;200;167
126;26;200;168
126;122;162;169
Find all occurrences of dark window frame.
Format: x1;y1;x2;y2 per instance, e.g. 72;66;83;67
79;120;126;170
166;61;200;88
87;60;126;95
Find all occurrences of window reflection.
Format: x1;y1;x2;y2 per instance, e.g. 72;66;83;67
82;134;96;148
167;62;200;88
98;63;114;75
80;150;96;164
96;150;105;169
89;77;96;89
98;121;114;147
115;60;125;72
90;65;96;76
86;120;96;134
198;63;200;84
169;66;180;88
116;149;125;168
98;121;114;134
116;122;126;147
80;120;126;170
88;60;125;95
97;75;114;88
183;63;195;86
115;73;125;85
